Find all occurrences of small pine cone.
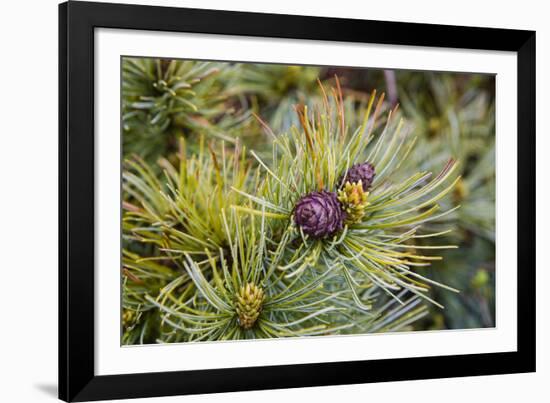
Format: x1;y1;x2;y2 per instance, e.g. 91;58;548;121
235;283;265;329
294;191;345;238
338;162;375;191
337;181;369;224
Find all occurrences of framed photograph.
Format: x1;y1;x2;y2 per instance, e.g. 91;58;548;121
59;1;536;401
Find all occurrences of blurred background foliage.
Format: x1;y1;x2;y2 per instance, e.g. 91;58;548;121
122;57;495;341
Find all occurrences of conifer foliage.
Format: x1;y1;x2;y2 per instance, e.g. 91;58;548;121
122;59;495;344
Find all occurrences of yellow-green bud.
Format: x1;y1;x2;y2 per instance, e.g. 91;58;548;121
122;309;135;329
235;283;264;329
453;177;469;203
337;181;369;224
471;268;490;289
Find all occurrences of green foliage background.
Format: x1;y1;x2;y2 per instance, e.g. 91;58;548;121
122;57;495;344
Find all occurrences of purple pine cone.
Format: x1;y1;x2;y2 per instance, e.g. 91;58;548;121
294;191;345;238
339;162;375;191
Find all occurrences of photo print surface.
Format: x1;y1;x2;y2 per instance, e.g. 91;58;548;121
121;57;496;345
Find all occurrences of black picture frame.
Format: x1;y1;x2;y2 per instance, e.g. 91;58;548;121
59;1;536;401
